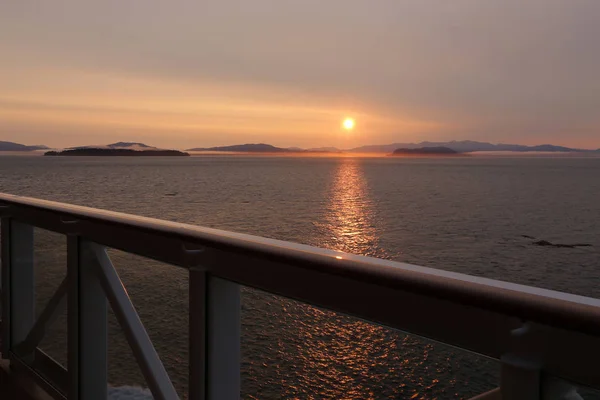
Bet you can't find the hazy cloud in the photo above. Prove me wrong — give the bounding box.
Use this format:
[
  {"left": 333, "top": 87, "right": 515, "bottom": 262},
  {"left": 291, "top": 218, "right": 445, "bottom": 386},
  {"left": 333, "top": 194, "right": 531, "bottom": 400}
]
[{"left": 1, "top": 0, "right": 599, "bottom": 147}]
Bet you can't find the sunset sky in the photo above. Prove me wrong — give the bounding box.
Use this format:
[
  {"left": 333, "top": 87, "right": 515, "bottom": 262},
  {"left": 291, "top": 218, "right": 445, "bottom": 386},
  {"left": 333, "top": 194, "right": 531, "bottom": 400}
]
[{"left": 1, "top": 1, "right": 599, "bottom": 149}]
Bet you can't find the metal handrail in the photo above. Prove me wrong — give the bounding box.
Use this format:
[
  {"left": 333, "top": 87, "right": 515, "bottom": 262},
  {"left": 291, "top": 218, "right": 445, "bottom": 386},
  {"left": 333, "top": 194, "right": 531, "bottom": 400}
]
[
  {"left": 1, "top": 193, "right": 599, "bottom": 335},
  {"left": 1, "top": 192, "right": 600, "bottom": 398}
]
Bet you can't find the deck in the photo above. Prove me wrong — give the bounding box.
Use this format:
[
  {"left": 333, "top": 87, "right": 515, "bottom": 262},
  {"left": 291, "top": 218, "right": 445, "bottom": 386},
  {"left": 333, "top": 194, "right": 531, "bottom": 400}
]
[{"left": 1, "top": 192, "right": 599, "bottom": 399}]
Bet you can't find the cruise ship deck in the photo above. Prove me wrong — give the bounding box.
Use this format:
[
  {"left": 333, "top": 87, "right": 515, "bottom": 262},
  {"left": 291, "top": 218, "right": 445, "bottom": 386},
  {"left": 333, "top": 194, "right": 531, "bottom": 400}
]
[{"left": 1, "top": 192, "right": 599, "bottom": 399}]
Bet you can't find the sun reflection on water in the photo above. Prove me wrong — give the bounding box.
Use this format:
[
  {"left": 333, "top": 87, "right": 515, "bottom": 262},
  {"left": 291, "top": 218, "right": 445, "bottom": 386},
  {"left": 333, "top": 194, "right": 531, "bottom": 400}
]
[
  {"left": 283, "top": 159, "right": 408, "bottom": 398},
  {"left": 243, "top": 159, "right": 488, "bottom": 399},
  {"left": 321, "top": 158, "right": 378, "bottom": 256}
]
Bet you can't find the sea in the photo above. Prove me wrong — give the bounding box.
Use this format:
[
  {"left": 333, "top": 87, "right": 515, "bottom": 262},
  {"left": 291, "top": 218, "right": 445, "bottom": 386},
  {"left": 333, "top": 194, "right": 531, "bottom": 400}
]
[{"left": 1, "top": 155, "right": 599, "bottom": 399}]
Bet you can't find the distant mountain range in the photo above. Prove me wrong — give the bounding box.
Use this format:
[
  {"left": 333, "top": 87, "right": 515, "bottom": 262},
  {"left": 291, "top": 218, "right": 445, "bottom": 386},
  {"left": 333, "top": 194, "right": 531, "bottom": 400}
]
[
  {"left": 187, "top": 143, "right": 291, "bottom": 153},
  {"left": 348, "top": 140, "right": 596, "bottom": 153},
  {"left": 188, "top": 140, "right": 599, "bottom": 154},
  {"left": 186, "top": 143, "right": 340, "bottom": 153},
  {"left": 0, "top": 141, "right": 160, "bottom": 152},
  {"left": 2, "top": 139, "right": 600, "bottom": 154},
  {"left": 0, "top": 141, "right": 49, "bottom": 151}
]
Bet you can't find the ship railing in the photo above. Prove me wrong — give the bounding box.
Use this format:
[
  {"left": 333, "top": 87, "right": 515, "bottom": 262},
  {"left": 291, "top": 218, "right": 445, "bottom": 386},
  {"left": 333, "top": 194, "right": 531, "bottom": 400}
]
[{"left": 1, "top": 192, "right": 599, "bottom": 399}]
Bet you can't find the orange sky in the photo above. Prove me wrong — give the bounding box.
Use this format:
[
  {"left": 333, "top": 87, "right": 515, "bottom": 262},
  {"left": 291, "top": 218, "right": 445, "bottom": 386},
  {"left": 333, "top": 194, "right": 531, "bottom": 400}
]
[
  {"left": 1, "top": 1, "right": 599, "bottom": 149},
  {"left": 0, "top": 66, "right": 444, "bottom": 149}
]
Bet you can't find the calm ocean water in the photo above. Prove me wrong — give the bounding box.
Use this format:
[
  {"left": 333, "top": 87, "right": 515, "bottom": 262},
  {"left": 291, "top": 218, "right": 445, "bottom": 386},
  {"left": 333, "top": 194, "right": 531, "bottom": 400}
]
[{"left": 1, "top": 155, "right": 599, "bottom": 399}]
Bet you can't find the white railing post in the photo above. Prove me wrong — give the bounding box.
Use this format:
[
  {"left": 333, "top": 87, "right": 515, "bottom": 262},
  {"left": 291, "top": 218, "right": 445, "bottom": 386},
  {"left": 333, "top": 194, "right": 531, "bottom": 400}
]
[
  {"left": 207, "top": 277, "right": 241, "bottom": 400},
  {"left": 68, "top": 236, "right": 108, "bottom": 400},
  {"left": 1, "top": 220, "right": 35, "bottom": 362},
  {"left": 189, "top": 271, "right": 241, "bottom": 400}
]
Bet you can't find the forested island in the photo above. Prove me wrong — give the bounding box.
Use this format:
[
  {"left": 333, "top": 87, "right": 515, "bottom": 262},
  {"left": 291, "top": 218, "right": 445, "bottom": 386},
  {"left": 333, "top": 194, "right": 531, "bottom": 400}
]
[{"left": 45, "top": 148, "right": 189, "bottom": 156}]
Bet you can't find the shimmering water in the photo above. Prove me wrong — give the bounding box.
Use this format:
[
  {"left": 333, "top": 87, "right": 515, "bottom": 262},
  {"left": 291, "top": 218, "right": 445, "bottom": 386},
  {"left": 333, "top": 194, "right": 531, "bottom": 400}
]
[{"left": 1, "top": 155, "right": 599, "bottom": 398}]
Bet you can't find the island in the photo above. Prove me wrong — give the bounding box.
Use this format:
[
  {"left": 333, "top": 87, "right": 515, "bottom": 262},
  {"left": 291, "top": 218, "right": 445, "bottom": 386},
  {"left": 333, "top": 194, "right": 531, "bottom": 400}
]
[
  {"left": 186, "top": 143, "right": 341, "bottom": 155},
  {"left": 44, "top": 148, "right": 189, "bottom": 157},
  {"left": 390, "top": 146, "right": 465, "bottom": 156}
]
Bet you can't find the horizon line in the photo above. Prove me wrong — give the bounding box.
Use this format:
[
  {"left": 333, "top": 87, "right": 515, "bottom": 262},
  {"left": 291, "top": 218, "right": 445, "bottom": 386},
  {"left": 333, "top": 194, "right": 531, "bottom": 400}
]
[{"left": 4, "top": 138, "right": 598, "bottom": 152}]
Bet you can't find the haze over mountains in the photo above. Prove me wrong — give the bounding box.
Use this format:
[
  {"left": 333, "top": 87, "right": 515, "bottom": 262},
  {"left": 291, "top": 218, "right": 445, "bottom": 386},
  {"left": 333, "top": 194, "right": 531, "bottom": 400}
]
[
  {"left": 187, "top": 143, "right": 291, "bottom": 153},
  {"left": 0, "top": 141, "right": 49, "bottom": 151},
  {"left": 187, "top": 140, "right": 600, "bottom": 153},
  {"left": 187, "top": 143, "right": 343, "bottom": 153},
  {"left": 0, "top": 141, "right": 158, "bottom": 151},
  {"left": 2, "top": 139, "right": 600, "bottom": 153},
  {"left": 70, "top": 142, "right": 159, "bottom": 151},
  {"left": 347, "top": 140, "right": 596, "bottom": 153}
]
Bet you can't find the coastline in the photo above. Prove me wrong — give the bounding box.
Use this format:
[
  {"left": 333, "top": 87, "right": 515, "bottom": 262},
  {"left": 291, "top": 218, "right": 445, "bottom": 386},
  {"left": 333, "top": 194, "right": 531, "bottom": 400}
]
[{"left": 1, "top": 150, "right": 600, "bottom": 159}]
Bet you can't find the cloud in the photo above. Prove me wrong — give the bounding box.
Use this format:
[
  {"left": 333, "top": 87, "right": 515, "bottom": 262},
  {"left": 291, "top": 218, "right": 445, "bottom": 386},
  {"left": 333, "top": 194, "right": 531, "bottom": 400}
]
[{"left": 1, "top": 0, "right": 599, "bottom": 147}]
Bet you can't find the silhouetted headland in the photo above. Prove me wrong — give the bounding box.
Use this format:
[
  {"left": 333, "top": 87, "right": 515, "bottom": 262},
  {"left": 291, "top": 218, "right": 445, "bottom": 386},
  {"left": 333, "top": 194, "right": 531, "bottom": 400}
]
[
  {"left": 45, "top": 148, "right": 189, "bottom": 156},
  {"left": 391, "top": 146, "right": 464, "bottom": 156}
]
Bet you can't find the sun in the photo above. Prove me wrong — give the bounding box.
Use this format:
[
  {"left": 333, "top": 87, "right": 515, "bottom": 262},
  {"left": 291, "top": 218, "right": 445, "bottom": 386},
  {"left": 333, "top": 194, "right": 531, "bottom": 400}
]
[{"left": 342, "top": 117, "right": 355, "bottom": 130}]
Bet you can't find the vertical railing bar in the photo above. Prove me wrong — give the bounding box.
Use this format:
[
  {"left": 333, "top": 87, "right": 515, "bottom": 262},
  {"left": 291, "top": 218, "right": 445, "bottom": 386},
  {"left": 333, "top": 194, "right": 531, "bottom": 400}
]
[
  {"left": 1, "top": 217, "right": 11, "bottom": 356},
  {"left": 78, "top": 240, "right": 107, "bottom": 400},
  {"left": 92, "top": 244, "right": 179, "bottom": 400},
  {"left": 9, "top": 221, "right": 35, "bottom": 364},
  {"left": 207, "top": 277, "right": 241, "bottom": 400},
  {"left": 67, "top": 234, "right": 80, "bottom": 400},
  {"left": 189, "top": 268, "right": 207, "bottom": 400}
]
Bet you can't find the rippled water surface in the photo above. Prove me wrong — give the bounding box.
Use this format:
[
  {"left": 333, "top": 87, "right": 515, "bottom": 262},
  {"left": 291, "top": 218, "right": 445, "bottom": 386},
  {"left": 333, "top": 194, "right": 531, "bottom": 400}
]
[{"left": 1, "top": 155, "right": 599, "bottom": 398}]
